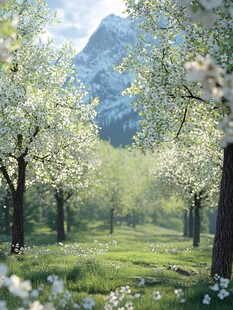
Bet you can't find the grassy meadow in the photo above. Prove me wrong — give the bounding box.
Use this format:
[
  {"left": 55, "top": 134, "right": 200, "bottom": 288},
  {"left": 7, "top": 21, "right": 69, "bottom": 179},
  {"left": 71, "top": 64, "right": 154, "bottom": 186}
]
[{"left": 0, "top": 224, "right": 232, "bottom": 309}]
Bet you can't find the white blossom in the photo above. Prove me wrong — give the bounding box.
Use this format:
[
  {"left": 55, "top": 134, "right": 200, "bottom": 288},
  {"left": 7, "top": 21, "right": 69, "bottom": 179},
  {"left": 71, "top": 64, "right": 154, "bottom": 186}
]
[
  {"left": 219, "top": 277, "right": 230, "bottom": 289},
  {"left": 5, "top": 275, "right": 31, "bottom": 299},
  {"left": 43, "top": 303, "right": 56, "bottom": 310},
  {"left": 125, "top": 301, "right": 134, "bottom": 309},
  {"left": 217, "top": 288, "right": 230, "bottom": 300},
  {"left": 51, "top": 278, "right": 64, "bottom": 295},
  {"left": 152, "top": 290, "right": 161, "bottom": 301},
  {"left": 120, "top": 286, "right": 131, "bottom": 294},
  {"left": 29, "top": 301, "right": 44, "bottom": 310},
  {"left": 202, "top": 294, "right": 211, "bottom": 305}
]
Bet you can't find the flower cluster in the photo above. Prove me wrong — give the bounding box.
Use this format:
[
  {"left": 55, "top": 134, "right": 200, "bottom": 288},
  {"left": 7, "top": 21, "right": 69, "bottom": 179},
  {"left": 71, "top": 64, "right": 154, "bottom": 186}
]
[
  {"left": 185, "top": 55, "right": 233, "bottom": 147},
  {"left": 152, "top": 290, "right": 161, "bottom": 301},
  {"left": 185, "top": 55, "right": 224, "bottom": 100},
  {"left": 104, "top": 286, "right": 141, "bottom": 310},
  {"left": 202, "top": 274, "right": 231, "bottom": 305},
  {"left": 174, "top": 288, "right": 186, "bottom": 303},
  {"left": 12, "top": 243, "right": 24, "bottom": 254},
  {"left": 0, "top": 263, "right": 95, "bottom": 309}
]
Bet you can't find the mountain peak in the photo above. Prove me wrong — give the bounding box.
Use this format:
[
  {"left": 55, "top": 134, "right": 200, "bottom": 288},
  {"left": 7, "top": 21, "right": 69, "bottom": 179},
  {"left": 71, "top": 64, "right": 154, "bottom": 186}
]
[
  {"left": 75, "top": 14, "right": 139, "bottom": 146},
  {"left": 98, "top": 14, "right": 133, "bottom": 35}
]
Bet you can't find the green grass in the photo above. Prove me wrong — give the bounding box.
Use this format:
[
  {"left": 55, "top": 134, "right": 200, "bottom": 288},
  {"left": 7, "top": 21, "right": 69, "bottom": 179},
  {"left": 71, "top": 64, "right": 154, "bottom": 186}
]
[{"left": 0, "top": 224, "right": 232, "bottom": 309}]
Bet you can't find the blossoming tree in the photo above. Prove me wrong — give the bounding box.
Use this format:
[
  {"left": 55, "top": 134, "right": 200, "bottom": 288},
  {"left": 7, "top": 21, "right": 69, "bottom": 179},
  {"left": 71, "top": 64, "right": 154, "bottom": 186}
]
[
  {"left": 154, "top": 135, "right": 220, "bottom": 246},
  {"left": 122, "top": 0, "right": 232, "bottom": 277},
  {"left": 0, "top": 0, "right": 98, "bottom": 253}
]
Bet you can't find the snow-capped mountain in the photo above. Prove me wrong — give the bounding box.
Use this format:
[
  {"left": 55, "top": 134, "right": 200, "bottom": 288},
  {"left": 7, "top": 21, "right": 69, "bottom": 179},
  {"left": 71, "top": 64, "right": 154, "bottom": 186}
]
[{"left": 75, "top": 14, "right": 139, "bottom": 146}]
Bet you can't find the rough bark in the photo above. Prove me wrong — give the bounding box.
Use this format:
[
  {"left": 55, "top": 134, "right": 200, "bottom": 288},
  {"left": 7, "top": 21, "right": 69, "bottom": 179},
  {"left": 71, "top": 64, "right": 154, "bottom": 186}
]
[
  {"left": 110, "top": 207, "right": 114, "bottom": 235},
  {"left": 211, "top": 145, "right": 233, "bottom": 279},
  {"left": 188, "top": 205, "right": 194, "bottom": 238},
  {"left": 183, "top": 209, "right": 188, "bottom": 237},
  {"left": 55, "top": 188, "right": 66, "bottom": 243},
  {"left": 4, "top": 189, "right": 11, "bottom": 235},
  {"left": 11, "top": 157, "right": 26, "bottom": 254},
  {"left": 193, "top": 193, "right": 201, "bottom": 247}
]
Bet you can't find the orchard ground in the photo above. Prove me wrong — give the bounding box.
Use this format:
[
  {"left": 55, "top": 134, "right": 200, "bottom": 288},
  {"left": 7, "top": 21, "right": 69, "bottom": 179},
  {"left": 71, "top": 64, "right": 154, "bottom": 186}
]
[{"left": 0, "top": 223, "right": 233, "bottom": 309}]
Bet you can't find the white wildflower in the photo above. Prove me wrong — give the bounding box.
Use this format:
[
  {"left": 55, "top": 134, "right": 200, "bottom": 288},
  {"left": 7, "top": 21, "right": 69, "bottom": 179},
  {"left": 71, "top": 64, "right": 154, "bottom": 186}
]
[
  {"left": 6, "top": 275, "right": 31, "bottom": 299},
  {"left": 152, "top": 290, "right": 161, "bottom": 301},
  {"left": 51, "top": 278, "right": 64, "bottom": 294},
  {"left": 138, "top": 278, "right": 145, "bottom": 287},
  {"left": 43, "top": 303, "right": 56, "bottom": 310},
  {"left": 29, "top": 301, "right": 44, "bottom": 310},
  {"left": 47, "top": 275, "right": 58, "bottom": 283},
  {"left": 120, "top": 286, "right": 131, "bottom": 294},
  {"left": 217, "top": 288, "right": 230, "bottom": 300},
  {"left": 112, "top": 240, "right": 117, "bottom": 246},
  {"left": 202, "top": 294, "right": 211, "bottom": 305},
  {"left": 108, "top": 292, "right": 120, "bottom": 307},
  {"left": 30, "top": 289, "right": 39, "bottom": 298},
  {"left": 125, "top": 301, "right": 134, "bottom": 309},
  {"left": 174, "top": 288, "right": 184, "bottom": 298},
  {"left": 209, "top": 283, "right": 219, "bottom": 291},
  {"left": 219, "top": 277, "right": 230, "bottom": 289},
  {"left": 82, "top": 297, "right": 96, "bottom": 309}
]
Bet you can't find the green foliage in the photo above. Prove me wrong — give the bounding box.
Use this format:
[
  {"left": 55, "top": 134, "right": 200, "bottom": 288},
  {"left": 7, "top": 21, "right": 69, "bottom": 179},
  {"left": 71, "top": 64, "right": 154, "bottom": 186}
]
[{"left": 79, "top": 141, "right": 189, "bottom": 232}]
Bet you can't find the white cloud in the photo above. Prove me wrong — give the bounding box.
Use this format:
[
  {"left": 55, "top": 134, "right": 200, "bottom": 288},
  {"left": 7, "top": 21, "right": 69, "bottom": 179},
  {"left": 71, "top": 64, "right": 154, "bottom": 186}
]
[{"left": 46, "top": 0, "right": 128, "bottom": 53}]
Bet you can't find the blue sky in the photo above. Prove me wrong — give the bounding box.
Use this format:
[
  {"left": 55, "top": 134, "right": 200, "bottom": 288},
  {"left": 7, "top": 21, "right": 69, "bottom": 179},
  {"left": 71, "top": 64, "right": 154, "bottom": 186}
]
[{"left": 45, "top": 0, "right": 127, "bottom": 53}]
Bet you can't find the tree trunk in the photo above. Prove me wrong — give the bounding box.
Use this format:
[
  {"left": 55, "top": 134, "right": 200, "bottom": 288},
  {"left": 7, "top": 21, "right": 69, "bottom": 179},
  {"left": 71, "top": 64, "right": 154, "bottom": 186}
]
[
  {"left": 193, "top": 193, "right": 201, "bottom": 247},
  {"left": 132, "top": 209, "right": 136, "bottom": 228},
  {"left": 183, "top": 209, "right": 188, "bottom": 237},
  {"left": 11, "top": 157, "right": 26, "bottom": 254},
  {"left": 211, "top": 145, "right": 233, "bottom": 279},
  {"left": 66, "top": 204, "right": 71, "bottom": 233},
  {"left": 110, "top": 207, "right": 114, "bottom": 235},
  {"left": 55, "top": 188, "right": 66, "bottom": 243},
  {"left": 188, "top": 205, "right": 193, "bottom": 238},
  {"left": 4, "top": 189, "right": 11, "bottom": 235}
]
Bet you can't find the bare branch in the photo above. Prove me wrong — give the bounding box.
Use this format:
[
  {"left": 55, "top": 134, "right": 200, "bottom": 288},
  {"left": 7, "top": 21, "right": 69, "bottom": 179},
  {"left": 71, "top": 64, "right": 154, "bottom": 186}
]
[
  {"left": 183, "top": 85, "right": 206, "bottom": 103},
  {"left": 175, "top": 107, "right": 188, "bottom": 139},
  {"left": 0, "top": 160, "right": 16, "bottom": 196}
]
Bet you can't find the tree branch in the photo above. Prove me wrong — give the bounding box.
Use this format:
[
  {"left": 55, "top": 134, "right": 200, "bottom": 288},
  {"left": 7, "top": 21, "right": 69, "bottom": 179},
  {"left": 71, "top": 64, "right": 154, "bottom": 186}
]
[
  {"left": 64, "top": 190, "right": 74, "bottom": 202},
  {"left": 183, "top": 85, "right": 206, "bottom": 103},
  {"left": 0, "top": 160, "right": 16, "bottom": 196},
  {"left": 175, "top": 107, "right": 188, "bottom": 139},
  {"left": 20, "top": 126, "right": 40, "bottom": 158}
]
